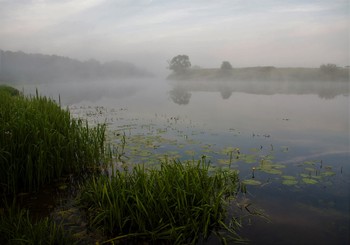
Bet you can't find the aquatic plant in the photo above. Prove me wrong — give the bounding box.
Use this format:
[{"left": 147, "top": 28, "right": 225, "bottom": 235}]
[
  {"left": 0, "top": 204, "right": 75, "bottom": 245},
  {"left": 0, "top": 90, "right": 106, "bottom": 195},
  {"left": 79, "top": 158, "right": 246, "bottom": 244}
]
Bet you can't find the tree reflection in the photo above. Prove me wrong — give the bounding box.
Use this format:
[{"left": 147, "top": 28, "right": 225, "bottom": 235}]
[{"left": 169, "top": 87, "right": 191, "bottom": 105}]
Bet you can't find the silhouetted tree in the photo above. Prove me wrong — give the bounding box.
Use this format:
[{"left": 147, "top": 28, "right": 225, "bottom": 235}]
[
  {"left": 320, "top": 63, "right": 338, "bottom": 73},
  {"left": 220, "top": 61, "right": 233, "bottom": 70},
  {"left": 168, "top": 55, "right": 191, "bottom": 73}
]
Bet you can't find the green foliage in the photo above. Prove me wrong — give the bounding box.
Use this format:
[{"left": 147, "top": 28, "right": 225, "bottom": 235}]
[
  {"left": 0, "top": 92, "right": 106, "bottom": 195},
  {"left": 168, "top": 55, "right": 191, "bottom": 73},
  {"left": 0, "top": 85, "right": 20, "bottom": 96},
  {"left": 320, "top": 63, "right": 338, "bottom": 73},
  {"left": 79, "top": 159, "right": 245, "bottom": 244},
  {"left": 220, "top": 61, "right": 233, "bottom": 70},
  {"left": 0, "top": 205, "right": 75, "bottom": 245}
]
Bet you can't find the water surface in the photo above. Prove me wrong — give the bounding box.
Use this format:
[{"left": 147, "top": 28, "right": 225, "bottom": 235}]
[{"left": 20, "top": 78, "right": 349, "bottom": 244}]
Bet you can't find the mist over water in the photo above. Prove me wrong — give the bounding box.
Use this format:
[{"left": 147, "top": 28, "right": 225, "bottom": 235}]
[
  {"left": 1, "top": 0, "right": 349, "bottom": 243},
  {"left": 18, "top": 76, "right": 349, "bottom": 244}
]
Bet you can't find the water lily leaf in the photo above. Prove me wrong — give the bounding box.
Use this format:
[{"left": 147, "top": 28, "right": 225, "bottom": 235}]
[
  {"left": 282, "top": 175, "right": 296, "bottom": 180},
  {"left": 282, "top": 179, "right": 298, "bottom": 186},
  {"left": 302, "top": 178, "right": 318, "bottom": 184},
  {"left": 303, "top": 161, "right": 316, "bottom": 165},
  {"left": 242, "top": 179, "right": 262, "bottom": 186},
  {"left": 305, "top": 167, "right": 316, "bottom": 172},
  {"left": 242, "top": 154, "right": 256, "bottom": 164},
  {"left": 321, "top": 171, "right": 335, "bottom": 177},
  {"left": 261, "top": 168, "right": 282, "bottom": 175},
  {"left": 218, "top": 159, "right": 230, "bottom": 165}
]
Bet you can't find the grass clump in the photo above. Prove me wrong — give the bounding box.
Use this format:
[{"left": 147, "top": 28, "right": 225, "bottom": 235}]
[
  {"left": 0, "top": 89, "right": 106, "bottom": 195},
  {"left": 0, "top": 204, "right": 75, "bottom": 245},
  {"left": 79, "top": 158, "right": 245, "bottom": 244},
  {"left": 0, "top": 85, "right": 20, "bottom": 96}
]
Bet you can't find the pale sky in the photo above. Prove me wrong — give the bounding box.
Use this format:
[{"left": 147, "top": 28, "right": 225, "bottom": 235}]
[{"left": 0, "top": 0, "right": 349, "bottom": 73}]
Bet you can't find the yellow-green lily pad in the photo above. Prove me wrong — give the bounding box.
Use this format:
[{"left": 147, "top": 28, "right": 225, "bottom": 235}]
[
  {"left": 282, "top": 179, "right": 298, "bottom": 186},
  {"left": 321, "top": 171, "right": 335, "bottom": 177},
  {"left": 242, "top": 179, "right": 262, "bottom": 186},
  {"left": 302, "top": 178, "right": 318, "bottom": 184}
]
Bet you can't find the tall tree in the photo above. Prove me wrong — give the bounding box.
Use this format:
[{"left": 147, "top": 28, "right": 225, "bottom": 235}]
[{"left": 168, "top": 55, "right": 191, "bottom": 73}]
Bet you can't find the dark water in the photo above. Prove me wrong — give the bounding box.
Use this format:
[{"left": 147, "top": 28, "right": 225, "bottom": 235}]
[{"left": 20, "top": 78, "right": 349, "bottom": 244}]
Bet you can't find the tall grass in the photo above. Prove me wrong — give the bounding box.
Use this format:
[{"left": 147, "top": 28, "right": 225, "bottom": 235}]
[
  {"left": 0, "top": 203, "right": 75, "bottom": 245},
  {"left": 79, "top": 158, "right": 246, "bottom": 244},
  {"left": 0, "top": 88, "right": 106, "bottom": 195}
]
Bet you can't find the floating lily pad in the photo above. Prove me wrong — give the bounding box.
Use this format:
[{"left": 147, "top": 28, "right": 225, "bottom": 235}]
[
  {"left": 242, "top": 179, "right": 262, "bottom": 186},
  {"left": 261, "top": 168, "right": 282, "bottom": 175},
  {"left": 302, "top": 178, "right": 318, "bottom": 184},
  {"left": 282, "top": 175, "right": 295, "bottom": 180},
  {"left": 305, "top": 167, "right": 316, "bottom": 172},
  {"left": 321, "top": 171, "right": 335, "bottom": 177},
  {"left": 303, "top": 161, "right": 316, "bottom": 165},
  {"left": 282, "top": 179, "right": 298, "bottom": 186},
  {"left": 242, "top": 154, "right": 256, "bottom": 164}
]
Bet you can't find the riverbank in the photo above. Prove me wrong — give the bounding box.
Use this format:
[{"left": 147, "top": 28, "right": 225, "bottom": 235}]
[{"left": 167, "top": 66, "right": 349, "bottom": 82}]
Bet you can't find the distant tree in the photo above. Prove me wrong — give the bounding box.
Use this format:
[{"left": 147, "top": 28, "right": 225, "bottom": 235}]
[
  {"left": 320, "top": 63, "right": 338, "bottom": 73},
  {"left": 220, "top": 61, "right": 233, "bottom": 70},
  {"left": 168, "top": 55, "right": 191, "bottom": 73}
]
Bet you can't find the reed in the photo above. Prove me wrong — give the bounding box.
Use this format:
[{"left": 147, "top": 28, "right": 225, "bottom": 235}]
[
  {"left": 0, "top": 89, "right": 106, "bottom": 195},
  {"left": 0, "top": 203, "right": 75, "bottom": 245},
  {"left": 79, "top": 158, "right": 246, "bottom": 244}
]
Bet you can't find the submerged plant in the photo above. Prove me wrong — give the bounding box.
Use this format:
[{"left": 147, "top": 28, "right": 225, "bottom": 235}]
[{"left": 79, "top": 158, "right": 247, "bottom": 244}]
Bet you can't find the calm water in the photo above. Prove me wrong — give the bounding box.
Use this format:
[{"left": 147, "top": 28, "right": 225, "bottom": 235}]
[{"left": 20, "top": 78, "right": 349, "bottom": 244}]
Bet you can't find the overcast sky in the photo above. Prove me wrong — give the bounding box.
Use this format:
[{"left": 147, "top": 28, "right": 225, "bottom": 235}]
[{"left": 0, "top": 0, "right": 348, "bottom": 72}]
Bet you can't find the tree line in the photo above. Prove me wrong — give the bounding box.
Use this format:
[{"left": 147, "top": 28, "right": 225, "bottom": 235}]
[{"left": 0, "top": 50, "right": 152, "bottom": 84}]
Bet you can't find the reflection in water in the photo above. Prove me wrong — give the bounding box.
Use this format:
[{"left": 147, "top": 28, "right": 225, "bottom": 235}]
[
  {"left": 168, "top": 86, "right": 191, "bottom": 105},
  {"left": 169, "top": 80, "right": 349, "bottom": 104}
]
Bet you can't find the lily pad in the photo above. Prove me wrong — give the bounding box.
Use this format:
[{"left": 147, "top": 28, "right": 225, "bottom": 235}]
[
  {"left": 302, "top": 178, "right": 318, "bottom": 184},
  {"left": 282, "top": 175, "right": 296, "bottom": 180},
  {"left": 321, "top": 171, "right": 335, "bottom": 177},
  {"left": 242, "top": 179, "right": 262, "bottom": 186},
  {"left": 282, "top": 179, "right": 298, "bottom": 186},
  {"left": 260, "top": 168, "right": 282, "bottom": 175}
]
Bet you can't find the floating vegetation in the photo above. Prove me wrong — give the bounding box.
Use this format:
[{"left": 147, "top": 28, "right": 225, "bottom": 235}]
[
  {"left": 302, "top": 178, "right": 318, "bottom": 185},
  {"left": 242, "top": 179, "right": 262, "bottom": 186},
  {"left": 282, "top": 176, "right": 298, "bottom": 186}
]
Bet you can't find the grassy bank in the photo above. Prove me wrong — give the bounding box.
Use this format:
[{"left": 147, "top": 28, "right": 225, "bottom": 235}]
[
  {"left": 0, "top": 87, "right": 106, "bottom": 195},
  {"left": 0, "top": 85, "right": 249, "bottom": 244},
  {"left": 0, "top": 204, "right": 75, "bottom": 245},
  {"left": 168, "top": 66, "right": 349, "bottom": 82},
  {"left": 79, "top": 158, "right": 246, "bottom": 244}
]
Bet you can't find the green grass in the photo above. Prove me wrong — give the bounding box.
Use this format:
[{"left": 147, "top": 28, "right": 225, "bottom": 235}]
[
  {"left": 79, "top": 158, "right": 246, "bottom": 244},
  {"left": 0, "top": 204, "right": 75, "bottom": 245},
  {"left": 0, "top": 88, "right": 106, "bottom": 195},
  {"left": 0, "top": 84, "right": 20, "bottom": 96}
]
